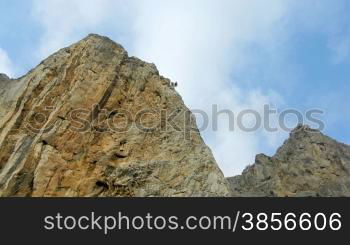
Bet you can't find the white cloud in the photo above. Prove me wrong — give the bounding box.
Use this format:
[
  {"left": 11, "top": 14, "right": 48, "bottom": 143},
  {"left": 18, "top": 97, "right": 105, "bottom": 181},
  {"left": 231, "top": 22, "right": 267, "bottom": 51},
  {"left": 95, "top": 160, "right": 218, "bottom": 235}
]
[
  {"left": 131, "top": 0, "right": 292, "bottom": 175},
  {"left": 0, "top": 48, "right": 13, "bottom": 77},
  {"left": 30, "top": 0, "right": 312, "bottom": 176},
  {"left": 32, "top": 0, "right": 131, "bottom": 58}
]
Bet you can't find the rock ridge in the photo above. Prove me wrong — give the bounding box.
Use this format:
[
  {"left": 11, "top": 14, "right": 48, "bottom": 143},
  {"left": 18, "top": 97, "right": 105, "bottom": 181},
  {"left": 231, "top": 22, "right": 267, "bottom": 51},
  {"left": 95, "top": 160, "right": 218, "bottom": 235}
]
[{"left": 228, "top": 125, "right": 350, "bottom": 197}]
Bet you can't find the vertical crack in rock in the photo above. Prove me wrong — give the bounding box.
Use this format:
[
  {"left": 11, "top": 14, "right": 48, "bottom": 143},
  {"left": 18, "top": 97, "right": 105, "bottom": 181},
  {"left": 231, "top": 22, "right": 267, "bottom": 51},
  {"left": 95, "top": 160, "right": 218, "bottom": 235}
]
[
  {"left": 91, "top": 61, "right": 124, "bottom": 121},
  {"left": 0, "top": 136, "right": 33, "bottom": 194}
]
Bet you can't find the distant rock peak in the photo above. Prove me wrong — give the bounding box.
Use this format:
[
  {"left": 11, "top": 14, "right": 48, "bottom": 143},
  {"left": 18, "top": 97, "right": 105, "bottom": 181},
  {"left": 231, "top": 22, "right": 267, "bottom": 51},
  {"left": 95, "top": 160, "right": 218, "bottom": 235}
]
[
  {"left": 228, "top": 125, "right": 350, "bottom": 197},
  {"left": 0, "top": 73, "right": 9, "bottom": 81}
]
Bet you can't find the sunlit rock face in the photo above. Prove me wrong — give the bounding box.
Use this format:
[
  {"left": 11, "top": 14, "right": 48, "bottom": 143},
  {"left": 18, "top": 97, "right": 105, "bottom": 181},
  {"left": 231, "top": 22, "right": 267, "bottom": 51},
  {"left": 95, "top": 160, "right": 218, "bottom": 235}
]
[
  {"left": 228, "top": 125, "right": 350, "bottom": 197},
  {"left": 0, "top": 34, "right": 230, "bottom": 197}
]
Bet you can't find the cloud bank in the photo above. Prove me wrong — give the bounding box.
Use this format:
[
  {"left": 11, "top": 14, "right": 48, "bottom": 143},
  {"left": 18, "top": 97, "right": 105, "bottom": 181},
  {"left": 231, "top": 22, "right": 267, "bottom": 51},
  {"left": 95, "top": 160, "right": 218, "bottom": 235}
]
[
  {"left": 26, "top": 0, "right": 349, "bottom": 176},
  {"left": 29, "top": 0, "right": 294, "bottom": 176},
  {"left": 130, "top": 0, "right": 294, "bottom": 175}
]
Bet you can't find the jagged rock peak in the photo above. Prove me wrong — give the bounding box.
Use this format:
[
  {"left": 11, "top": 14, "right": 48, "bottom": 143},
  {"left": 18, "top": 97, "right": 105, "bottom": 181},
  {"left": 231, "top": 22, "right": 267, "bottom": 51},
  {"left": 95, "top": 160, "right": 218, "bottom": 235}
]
[
  {"left": 0, "top": 73, "right": 9, "bottom": 81},
  {"left": 228, "top": 125, "right": 350, "bottom": 197},
  {"left": 0, "top": 34, "right": 231, "bottom": 197}
]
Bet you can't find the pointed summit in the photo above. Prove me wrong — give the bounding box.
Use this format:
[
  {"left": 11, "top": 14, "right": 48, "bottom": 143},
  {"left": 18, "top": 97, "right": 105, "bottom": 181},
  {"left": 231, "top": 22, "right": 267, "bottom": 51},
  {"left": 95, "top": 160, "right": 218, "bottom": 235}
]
[{"left": 0, "top": 73, "right": 9, "bottom": 81}]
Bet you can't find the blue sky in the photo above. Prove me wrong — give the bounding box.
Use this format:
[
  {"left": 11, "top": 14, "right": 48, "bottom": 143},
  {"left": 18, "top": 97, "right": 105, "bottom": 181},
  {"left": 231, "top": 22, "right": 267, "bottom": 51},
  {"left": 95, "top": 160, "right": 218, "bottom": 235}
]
[{"left": 0, "top": 0, "right": 349, "bottom": 176}]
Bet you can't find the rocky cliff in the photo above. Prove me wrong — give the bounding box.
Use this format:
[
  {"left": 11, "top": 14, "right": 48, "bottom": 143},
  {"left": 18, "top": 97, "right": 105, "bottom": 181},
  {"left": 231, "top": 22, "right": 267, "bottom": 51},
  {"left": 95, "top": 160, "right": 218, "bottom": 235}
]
[
  {"left": 2, "top": 34, "right": 350, "bottom": 198},
  {"left": 228, "top": 125, "right": 350, "bottom": 197},
  {"left": 0, "top": 34, "right": 230, "bottom": 197}
]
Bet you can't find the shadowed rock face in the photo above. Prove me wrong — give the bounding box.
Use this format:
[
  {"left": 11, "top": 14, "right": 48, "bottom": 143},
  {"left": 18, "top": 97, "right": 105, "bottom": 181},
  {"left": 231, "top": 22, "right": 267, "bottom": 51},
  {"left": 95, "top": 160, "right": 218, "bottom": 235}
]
[
  {"left": 0, "top": 34, "right": 230, "bottom": 197},
  {"left": 228, "top": 125, "right": 350, "bottom": 197},
  {"left": 0, "top": 73, "right": 9, "bottom": 81}
]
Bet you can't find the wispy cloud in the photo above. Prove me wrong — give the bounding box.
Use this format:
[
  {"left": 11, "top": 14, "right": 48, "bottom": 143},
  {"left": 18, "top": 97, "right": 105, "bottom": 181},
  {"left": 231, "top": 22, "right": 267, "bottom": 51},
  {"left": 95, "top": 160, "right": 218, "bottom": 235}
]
[
  {"left": 0, "top": 48, "right": 13, "bottom": 77},
  {"left": 31, "top": 0, "right": 132, "bottom": 58},
  {"left": 130, "top": 0, "right": 293, "bottom": 175},
  {"left": 289, "top": 0, "right": 350, "bottom": 64}
]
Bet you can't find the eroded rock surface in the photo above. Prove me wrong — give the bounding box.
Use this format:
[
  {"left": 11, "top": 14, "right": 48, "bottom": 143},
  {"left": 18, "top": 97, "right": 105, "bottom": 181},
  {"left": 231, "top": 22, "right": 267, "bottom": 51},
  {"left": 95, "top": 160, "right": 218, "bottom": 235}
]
[
  {"left": 0, "top": 34, "right": 230, "bottom": 197},
  {"left": 228, "top": 125, "right": 350, "bottom": 197}
]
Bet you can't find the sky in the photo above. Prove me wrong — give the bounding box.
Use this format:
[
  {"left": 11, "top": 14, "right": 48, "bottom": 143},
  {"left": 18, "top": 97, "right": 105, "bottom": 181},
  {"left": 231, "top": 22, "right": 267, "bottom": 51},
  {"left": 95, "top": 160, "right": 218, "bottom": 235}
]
[{"left": 0, "top": 0, "right": 349, "bottom": 176}]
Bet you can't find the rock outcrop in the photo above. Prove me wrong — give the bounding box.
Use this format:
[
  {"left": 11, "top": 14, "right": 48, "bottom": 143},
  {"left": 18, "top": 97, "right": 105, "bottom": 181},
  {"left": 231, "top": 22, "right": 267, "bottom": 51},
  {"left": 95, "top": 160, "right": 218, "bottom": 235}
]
[
  {"left": 228, "top": 125, "right": 350, "bottom": 197},
  {"left": 0, "top": 34, "right": 230, "bottom": 197},
  {"left": 0, "top": 73, "right": 9, "bottom": 82}
]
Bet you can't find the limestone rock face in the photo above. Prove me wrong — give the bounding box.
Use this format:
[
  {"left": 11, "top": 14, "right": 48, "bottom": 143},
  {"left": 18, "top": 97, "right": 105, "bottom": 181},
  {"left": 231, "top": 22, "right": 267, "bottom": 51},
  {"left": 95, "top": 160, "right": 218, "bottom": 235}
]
[
  {"left": 228, "top": 125, "right": 350, "bottom": 197},
  {"left": 0, "top": 34, "right": 230, "bottom": 197}
]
